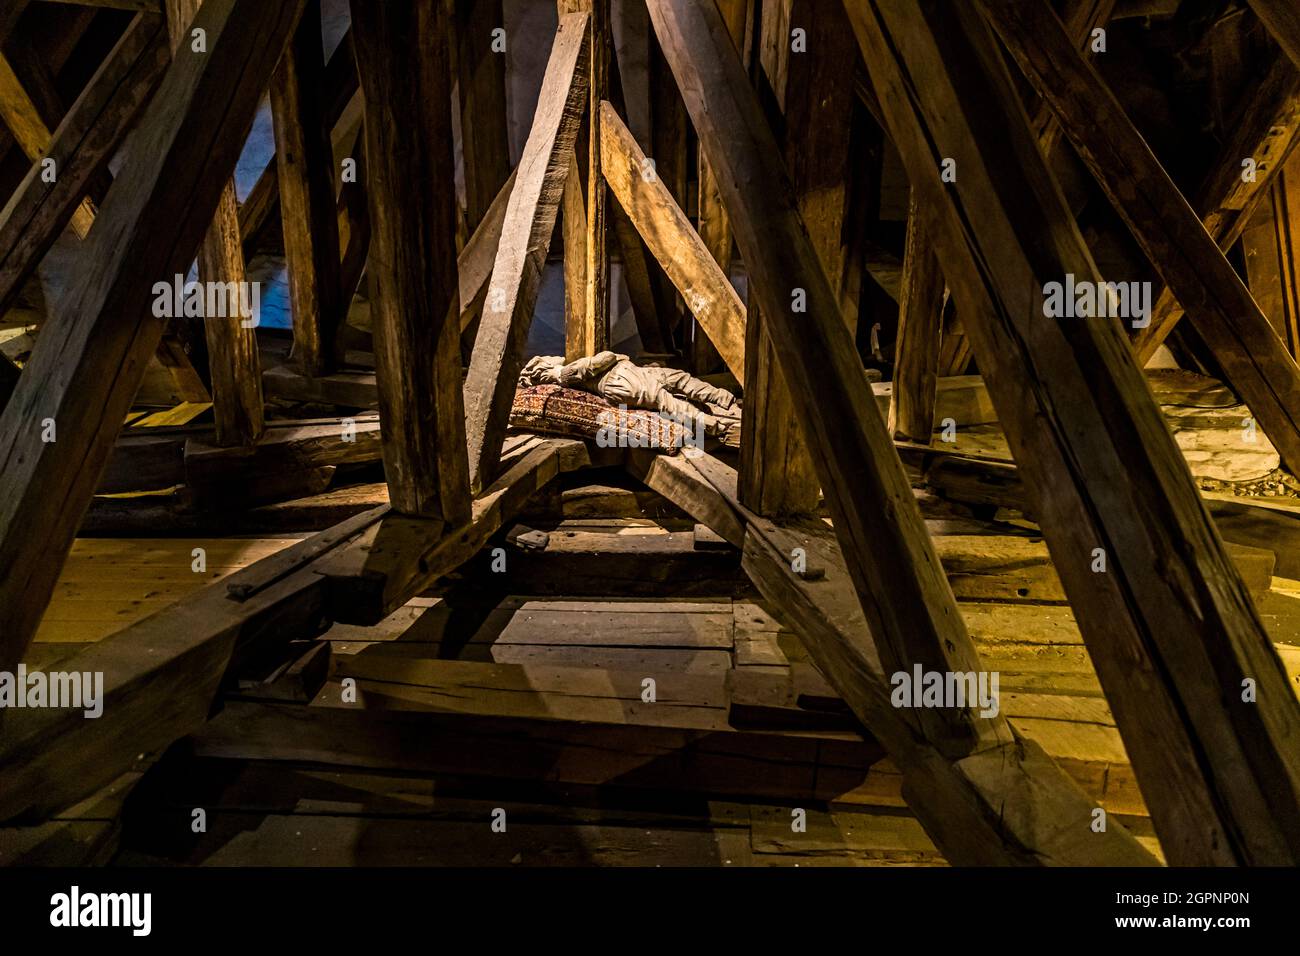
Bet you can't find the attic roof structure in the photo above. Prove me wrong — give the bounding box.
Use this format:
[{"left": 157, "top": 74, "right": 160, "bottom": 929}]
[{"left": 1, "top": 0, "right": 1299, "bottom": 887}]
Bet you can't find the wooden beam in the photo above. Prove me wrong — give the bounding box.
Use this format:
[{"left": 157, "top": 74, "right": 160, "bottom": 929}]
[
  {"left": 463, "top": 12, "right": 589, "bottom": 493},
  {"left": 351, "top": 0, "right": 470, "bottom": 522},
  {"left": 1249, "top": 0, "right": 1300, "bottom": 74},
  {"left": 888, "top": 191, "right": 944, "bottom": 443},
  {"left": 0, "top": 52, "right": 97, "bottom": 239},
  {"left": 853, "top": 0, "right": 1300, "bottom": 864},
  {"left": 0, "top": 0, "right": 307, "bottom": 677},
  {"left": 1134, "top": 50, "right": 1300, "bottom": 361},
  {"left": 169, "top": 0, "right": 263, "bottom": 447},
  {"left": 598, "top": 101, "right": 745, "bottom": 379},
  {"left": 1243, "top": 150, "right": 1300, "bottom": 355},
  {"left": 456, "top": 0, "right": 511, "bottom": 232},
  {"left": 0, "top": 505, "right": 384, "bottom": 822},
  {"left": 316, "top": 437, "right": 588, "bottom": 624},
  {"left": 561, "top": 151, "right": 589, "bottom": 360},
  {"left": 271, "top": 0, "right": 343, "bottom": 378},
  {"left": 558, "top": 0, "right": 610, "bottom": 360},
  {"left": 693, "top": 0, "right": 748, "bottom": 374},
  {"left": 237, "top": 28, "right": 358, "bottom": 255},
  {"left": 0, "top": 13, "right": 169, "bottom": 320},
  {"left": 631, "top": 447, "right": 1155, "bottom": 864},
  {"left": 646, "top": 0, "right": 1005, "bottom": 761},
  {"left": 983, "top": 0, "right": 1300, "bottom": 522}
]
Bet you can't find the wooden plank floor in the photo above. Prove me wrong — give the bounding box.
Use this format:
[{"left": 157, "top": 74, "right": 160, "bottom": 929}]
[
  {"left": 26, "top": 511, "right": 1300, "bottom": 866},
  {"left": 25, "top": 536, "right": 305, "bottom": 656}
]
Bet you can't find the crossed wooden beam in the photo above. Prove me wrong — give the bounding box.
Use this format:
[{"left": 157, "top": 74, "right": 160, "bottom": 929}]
[{"left": 0, "top": 0, "right": 1299, "bottom": 867}]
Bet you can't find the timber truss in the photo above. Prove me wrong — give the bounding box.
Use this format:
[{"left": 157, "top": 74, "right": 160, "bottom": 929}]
[{"left": 1, "top": 0, "right": 1300, "bottom": 867}]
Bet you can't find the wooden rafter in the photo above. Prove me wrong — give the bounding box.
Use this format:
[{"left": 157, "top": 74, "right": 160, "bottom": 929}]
[
  {"left": 598, "top": 101, "right": 745, "bottom": 380},
  {"left": 0, "top": 12, "right": 169, "bottom": 320},
  {"left": 463, "top": 11, "right": 589, "bottom": 493},
  {"left": 852, "top": 0, "right": 1300, "bottom": 865},
  {"left": 0, "top": 0, "right": 307, "bottom": 677}
]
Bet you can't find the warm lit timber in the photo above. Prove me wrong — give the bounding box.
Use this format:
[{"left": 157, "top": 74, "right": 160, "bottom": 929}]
[
  {"left": 853, "top": 0, "right": 1300, "bottom": 864},
  {"left": 646, "top": 0, "right": 1005, "bottom": 760},
  {"left": 559, "top": 0, "right": 610, "bottom": 360},
  {"left": 351, "top": 0, "right": 471, "bottom": 522},
  {"left": 272, "top": 0, "right": 343, "bottom": 377},
  {"left": 0, "top": 0, "right": 307, "bottom": 677},
  {"left": 456, "top": 0, "right": 511, "bottom": 232},
  {"left": 1249, "top": 0, "right": 1300, "bottom": 74},
  {"left": 0, "top": 52, "right": 96, "bottom": 238},
  {"left": 982, "top": 0, "right": 1300, "bottom": 481},
  {"left": 463, "top": 12, "right": 589, "bottom": 493},
  {"left": 169, "top": 0, "right": 264, "bottom": 447},
  {"left": 237, "top": 29, "right": 358, "bottom": 254},
  {"left": 635, "top": 446, "right": 1155, "bottom": 865},
  {"left": 1134, "top": 50, "right": 1300, "bottom": 361},
  {"left": 1243, "top": 151, "right": 1300, "bottom": 355},
  {"left": 888, "top": 192, "right": 945, "bottom": 443},
  {"left": 561, "top": 152, "right": 589, "bottom": 360},
  {"left": 0, "top": 506, "right": 385, "bottom": 822},
  {"left": 598, "top": 101, "right": 745, "bottom": 379},
  {"left": 0, "top": 13, "right": 169, "bottom": 319},
  {"left": 458, "top": 166, "right": 516, "bottom": 337},
  {"left": 316, "top": 437, "right": 589, "bottom": 624}
]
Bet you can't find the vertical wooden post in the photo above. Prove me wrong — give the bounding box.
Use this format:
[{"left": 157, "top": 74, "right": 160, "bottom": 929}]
[
  {"left": 1243, "top": 151, "right": 1300, "bottom": 356},
  {"left": 888, "top": 192, "right": 944, "bottom": 442},
  {"left": 351, "top": 0, "right": 471, "bottom": 522},
  {"left": 168, "top": 0, "right": 264, "bottom": 446},
  {"left": 0, "top": 0, "right": 306, "bottom": 676},
  {"left": 694, "top": 0, "right": 749, "bottom": 375},
  {"left": 271, "top": 0, "right": 343, "bottom": 378},
  {"left": 559, "top": 0, "right": 609, "bottom": 360},
  {"left": 457, "top": 0, "right": 511, "bottom": 233},
  {"left": 852, "top": 0, "right": 1300, "bottom": 864}
]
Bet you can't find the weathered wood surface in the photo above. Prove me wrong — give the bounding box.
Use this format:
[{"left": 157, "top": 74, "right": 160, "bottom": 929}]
[
  {"left": 599, "top": 101, "right": 745, "bottom": 379},
  {"left": 854, "top": 0, "right": 1300, "bottom": 865},
  {"left": 352, "top": 0, "right": 470, "bottom": 522},
  {"left": 0, "top": 0, "right": 307, "bottom": 677},
  {"left": 272, "top": 0, "right": 342, "bottom": 378},
  {"left": 463, "top": 13, "right": 589, "bottom": 493},
  {"left": 0, "top": 509, "right": 381, "bottom": 822},
  {"left": 0, "top": 13, "right": 169, "bottom": 319}
]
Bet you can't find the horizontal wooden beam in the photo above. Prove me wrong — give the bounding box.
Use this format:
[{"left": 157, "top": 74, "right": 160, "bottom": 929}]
[
  {"left": 0, "top": 505, "right": 384, "bottom": 822},
  {"left": 316, "top": 437, "right": 592, "bottom": 624}
]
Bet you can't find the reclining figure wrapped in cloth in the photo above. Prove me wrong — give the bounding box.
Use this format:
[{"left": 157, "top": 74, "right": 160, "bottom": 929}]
[{"left": 518, "top": 351, "right": 742, "bottom": 442}]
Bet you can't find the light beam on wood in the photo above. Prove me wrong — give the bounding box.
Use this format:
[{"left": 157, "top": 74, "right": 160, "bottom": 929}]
[
  {"left": 463, "top": 12, "right": 589, "bottom": 493},
  {"left": 0, "top": 0, "right": 307, "bottom": 677}
]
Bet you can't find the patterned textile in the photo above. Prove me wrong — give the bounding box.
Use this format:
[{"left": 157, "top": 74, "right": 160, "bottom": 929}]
[{"left": 509, "top": 384, "right": 687, "bottom": 455}]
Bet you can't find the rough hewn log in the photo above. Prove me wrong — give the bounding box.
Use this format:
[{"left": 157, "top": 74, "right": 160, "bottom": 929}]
[
  {"left": 854, "top": 0, "right": 1300, "bottom": 865},
  {"left": 463, "top": 12, "right": 589, "bottom": 492},
  {"left": 351, "top": 0, "right": 470, "bottom": 522},
  {"left": 0, "top": 0, "right": 307, "bottom": 676}
]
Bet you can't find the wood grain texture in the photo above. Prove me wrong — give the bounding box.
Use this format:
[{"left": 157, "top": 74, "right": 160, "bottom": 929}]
[
  {"left": 983, "top": 0, "right": 1300, "bottom": 480},
  {"left": 888, "top": 192, "right": 944, "bottom": 443},
  {"left": 599, "top": 101, "right": 745, "bottom": 379},
  {"left": 646, "top": 0, "right": 1005, "bottom": 757},
  {"left": 0, "top": 0, "right": 307, "bottom": 685},
  {"left": 351, "top": 0, "right": 470, "bottom": 521},
  {"left": 0, "top": 13, "right": 169, "bottom": 319},
  {"left": 272, "top": 0, "right": 343, "bottom": 377},
  {"left": 463, "top": 12, "right": 589, "bottom": 492},
  {"left": 856, "top": 0, "right": 1300, "bottom": 864}
]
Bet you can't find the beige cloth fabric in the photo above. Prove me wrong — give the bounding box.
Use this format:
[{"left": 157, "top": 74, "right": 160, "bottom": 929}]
[{"left": 518, "top": 352, "right": 740, "bottom": 437}]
